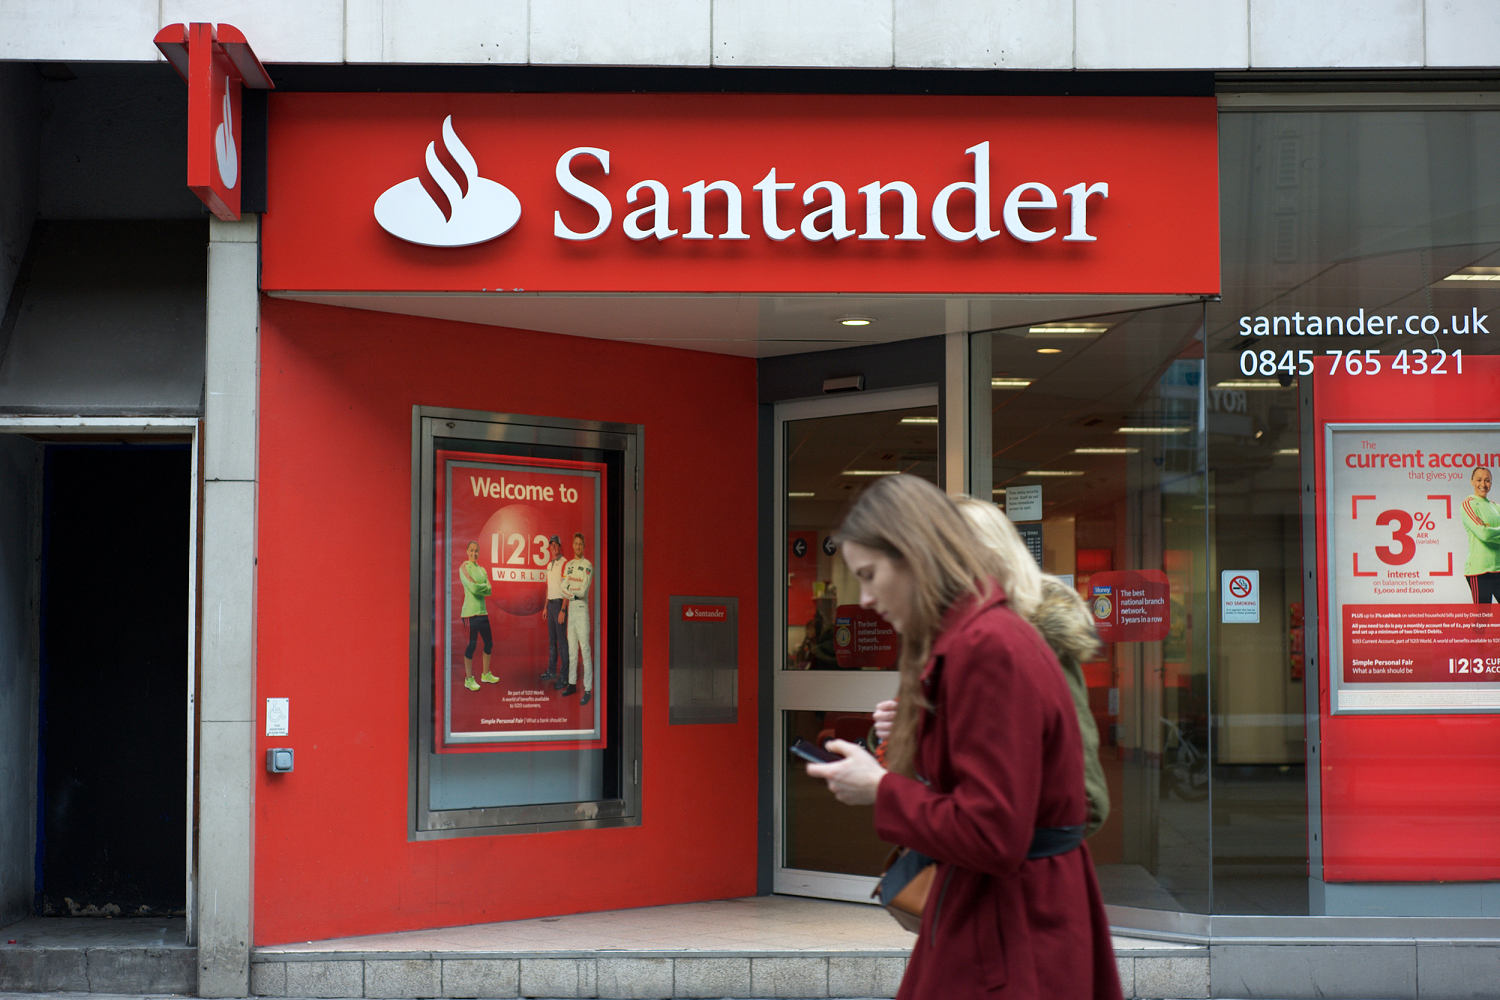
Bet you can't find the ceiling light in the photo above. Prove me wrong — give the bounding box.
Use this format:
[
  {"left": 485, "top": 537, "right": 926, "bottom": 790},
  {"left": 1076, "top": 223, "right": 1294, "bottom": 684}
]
[
  {"left": 838, "top": 315, "right": 873, "bottom": 327},
  {"left": 990, "top": 377, "right": 1034, "bottom": 389},
  {"left": 1023, "top": 470, "right": 1085, "bottom": 477},
  {"left": 899, "top": 416, "right": 939, "bottom": 424},
  {"left": 841, "top": 469, "right": 900, "bottom": 476},
  {"left": 1437, "top": 266, "right": 1500, "bottom": 283},
  {"left": 1215, "top": 379, "right": 1290, "bottom": 390},
  {"left": 1026, "top": 322, "right": 1110, "bottom": 338},
  {"left": 991, "top": 488, "right": 1007, "bottom": 496},
  {"left": 787, "top": 491, "right": 816, "bottom": 498},
  {"left": 1275, "top": 448, "right": 1299, "bottom": 456},
  {"left": 1073, "top": 446, "right": 1139, "bottom": 455},
  {"left": 1036, "top": 348, "right": 1062, "bottom": 355},
  {"left": 1117, "top": 426, "right": 1192, "bottom": 435}
]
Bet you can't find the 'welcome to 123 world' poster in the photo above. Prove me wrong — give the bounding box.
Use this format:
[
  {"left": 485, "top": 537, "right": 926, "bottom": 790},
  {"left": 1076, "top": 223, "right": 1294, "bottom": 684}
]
[{"left": 434, "top": 450, "right": 607, "bottom": 751}]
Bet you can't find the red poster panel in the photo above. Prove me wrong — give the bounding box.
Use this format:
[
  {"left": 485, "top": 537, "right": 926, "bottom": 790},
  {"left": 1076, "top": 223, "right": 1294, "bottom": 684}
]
[
  {"left": 832, "top": 604, "right": 899, "bottom": 670},
  {"left": 434, "top": 450, "right": 607, "bottom": 752},
  {"left": 1088, "top": 569, "right": 1170, "bottom": 643}
]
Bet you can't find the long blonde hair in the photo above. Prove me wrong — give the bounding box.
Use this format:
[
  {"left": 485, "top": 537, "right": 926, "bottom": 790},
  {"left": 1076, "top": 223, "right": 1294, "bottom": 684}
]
[
  {"left": 834, "top": 475, "right": 1008, "bottom": 776},
  {"left": 953, "top": 497, "right": 1044, "bottom": 618}
]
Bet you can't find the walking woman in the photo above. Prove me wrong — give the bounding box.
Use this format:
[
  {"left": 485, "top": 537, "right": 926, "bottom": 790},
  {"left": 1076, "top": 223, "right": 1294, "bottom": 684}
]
[{"left": 805, "top": 475, "right": 1121, "bottom": 1000}]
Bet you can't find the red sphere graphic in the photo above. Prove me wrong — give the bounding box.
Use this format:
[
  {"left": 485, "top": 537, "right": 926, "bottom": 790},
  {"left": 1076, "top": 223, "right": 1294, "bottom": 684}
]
[{"left": 476, "top": 504, "right": 547, "bottom": 616}]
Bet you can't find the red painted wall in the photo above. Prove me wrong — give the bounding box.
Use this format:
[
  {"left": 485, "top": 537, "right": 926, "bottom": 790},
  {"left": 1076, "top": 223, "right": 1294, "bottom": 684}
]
[
  {"left": 1312, "top": 353, "right": 1500, "bottom": 881},
  {"left": 253, "top": 298, "right": 760, "bottom": 944}
]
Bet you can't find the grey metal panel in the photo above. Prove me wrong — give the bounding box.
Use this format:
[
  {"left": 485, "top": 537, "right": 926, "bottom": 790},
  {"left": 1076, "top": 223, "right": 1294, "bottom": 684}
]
[
  {"left": 0, "top": 221, "right": 206, "bottom": 415},
  {"left": 668, "top": 596, "right": 738, "bottom": 725}
]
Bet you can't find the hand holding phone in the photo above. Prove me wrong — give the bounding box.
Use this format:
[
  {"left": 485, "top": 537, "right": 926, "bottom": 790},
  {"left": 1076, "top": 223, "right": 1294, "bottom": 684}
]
[{"left": 789, "top": 738, "right": 842, "bottom": 764}]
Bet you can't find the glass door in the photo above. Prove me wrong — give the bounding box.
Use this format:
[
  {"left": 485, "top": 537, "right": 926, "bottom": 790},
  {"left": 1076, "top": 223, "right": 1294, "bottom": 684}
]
[{"left": 773, "top": 386, "right": 939, "bottom": 901}]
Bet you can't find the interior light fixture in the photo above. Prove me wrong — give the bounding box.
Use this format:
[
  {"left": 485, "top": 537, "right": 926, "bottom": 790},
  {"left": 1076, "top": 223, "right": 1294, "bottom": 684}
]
[
  {"left": 841, "top": 469, "right": 900, "bottom": 476},
  {"left": 899, "top": 416, "right": 940, "bottom": 424},
  {"left": 1073, "top": 446, "right": 1139, "bottom": 455},
  {"left": 1436, "top": 266, "right": 1500, "bottom": 284},
  {"left": 1023, "top": 470, "right": 1086, "bottom": 477},
  {"left": 1117, "top": 426, "right": 1191, "bottom": 435},
  {"left": 1036, "top": 348, "right": 1063, "bottom": 355},
  {"left": 787, "top": 491, "right": 816, "bottom": 498},
  {"left": 1026, "top": 322, "right": 1111, "bottom": 338},
  {"left": 1215, "top": 379, "right": 1290, "bottom": 390},
  {"left": 990, "top": 377, "right": 1034, "bottom": 389},
  {"left": 991, "top": 488, "right": 1007, "bottom": 496},
  {"left": 1275, "top": 448, "right": 1300, "bottom": 456},
  {"left": 838, "top": 315, "right": 874, "bottom": 327}
]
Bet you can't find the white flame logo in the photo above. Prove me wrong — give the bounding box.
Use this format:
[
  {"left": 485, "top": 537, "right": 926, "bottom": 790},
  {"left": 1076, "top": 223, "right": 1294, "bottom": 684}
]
[
  {"left": 374, "top": 116, "right": 521, "bottom": 247},
  {"left": 215, "top": 90, "right": 238, "bottom": 190}
]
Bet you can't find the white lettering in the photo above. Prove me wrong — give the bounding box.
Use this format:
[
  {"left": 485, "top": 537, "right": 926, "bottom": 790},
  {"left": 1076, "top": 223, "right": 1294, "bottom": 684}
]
[
  {"left": 800, "top": 181, "right": 854, "bottom": 242},
  {"left": 554, "top": 146, "right": 611, "bottom": 240},
  {"left": 1061, "top": 181, "right": 1108, "bottom": 242},
  {"left": 932, "top": 141, "right": 998, "bottom": 243},
  {"left": 623, "top": 179, "right": 676, "bottom": 240},
  {"left": 857, "top": 180, "right": 923, "bottom": 241},
  {"left": 683, "top": 180, "right": 749, "bottom": 240},
  {"left": 1002, "top": 181, "right": 1057, "bottom": 242},
  {"left": 753, "top": 168, "right": 796, "bottom": 241}
]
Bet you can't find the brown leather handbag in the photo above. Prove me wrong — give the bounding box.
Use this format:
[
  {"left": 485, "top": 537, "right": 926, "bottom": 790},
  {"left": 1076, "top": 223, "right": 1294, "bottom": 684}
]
[{"left": 874, "top": 847, "right": 936, "bottom": 933}]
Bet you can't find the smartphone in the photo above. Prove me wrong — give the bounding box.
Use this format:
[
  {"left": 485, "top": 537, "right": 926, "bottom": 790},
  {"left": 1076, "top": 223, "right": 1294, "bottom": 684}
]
[{"left": 789, "top": 738, "right": 841, "bottom": 764}]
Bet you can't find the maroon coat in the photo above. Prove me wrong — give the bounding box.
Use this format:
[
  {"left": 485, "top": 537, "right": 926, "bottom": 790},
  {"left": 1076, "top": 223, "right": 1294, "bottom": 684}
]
[{"left": 874, "top": 590, "right": 1122, "bottom": 1000}]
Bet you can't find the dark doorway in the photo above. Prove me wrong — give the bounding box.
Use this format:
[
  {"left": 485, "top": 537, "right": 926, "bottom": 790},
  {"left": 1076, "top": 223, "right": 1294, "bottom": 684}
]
[{"left": 37, "top": 443, "right": 188, "bottom": 916}]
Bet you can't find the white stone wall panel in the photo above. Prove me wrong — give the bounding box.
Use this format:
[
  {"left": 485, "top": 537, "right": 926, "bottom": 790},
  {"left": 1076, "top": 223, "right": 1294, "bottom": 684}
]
[
  {"left": 1075, "top": 0, "right": 1249, "bottom": 69},
  {"left": 712, "top": 0, "right": 893, "bottom": 67},
  {"left": 0, "top": 0, "right": 159, "bottom": 61},
  {"left": 370, "top": 0, "right": 529, "bottom": 65},
  {"left": 532, "top": 0, "right": 710, "bottom": 66},
  {"left": 1250, "top": 0, "right": 1423, "bottom": 67},
  {"left": 1424, "top": 0, "right": 1500, "bottom": 67},
  {"left": 895, "top": 0, "right": 1073, "bottom": 69}
]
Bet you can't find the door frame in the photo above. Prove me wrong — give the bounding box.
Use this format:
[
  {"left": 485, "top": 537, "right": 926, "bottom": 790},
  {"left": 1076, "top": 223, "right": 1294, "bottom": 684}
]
[
  {"left": 771, "top": 385, "right": 939, "bottom": 901},
  {"left": 0, "top": 416, "right": 200, "bottom": 939}
]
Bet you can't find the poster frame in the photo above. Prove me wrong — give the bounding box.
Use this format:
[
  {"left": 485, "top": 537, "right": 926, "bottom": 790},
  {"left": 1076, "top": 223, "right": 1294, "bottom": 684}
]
[
  {"left": 409, "top": 405, "right": 643, "bottom": 838},
  {"left": 1323, "top": 420, "right": 1500, "bottom": 716}
]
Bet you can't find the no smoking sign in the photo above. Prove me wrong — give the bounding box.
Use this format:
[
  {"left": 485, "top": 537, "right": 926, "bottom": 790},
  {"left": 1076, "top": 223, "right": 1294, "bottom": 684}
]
[{"left": 1221, "top": 569, "right": 1260, "bottom": 623}]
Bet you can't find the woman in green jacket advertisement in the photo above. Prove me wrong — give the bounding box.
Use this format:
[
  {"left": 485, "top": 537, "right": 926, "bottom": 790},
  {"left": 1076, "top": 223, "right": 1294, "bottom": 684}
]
[
  {"left": 1463, "top": 467, "right": 1500, "bottom": 603},
  {"left": 460, "top": 540, "right": 498, "bottom": 690}
]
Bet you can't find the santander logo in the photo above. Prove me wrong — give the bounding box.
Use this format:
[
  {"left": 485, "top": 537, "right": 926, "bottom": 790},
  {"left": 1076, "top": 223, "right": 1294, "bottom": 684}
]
[
  {"left": 374, "top": 116, "right": 521, "bottom": 247},
  {"left": 215, "top": 90, "right": 238, "bottom": 190}
]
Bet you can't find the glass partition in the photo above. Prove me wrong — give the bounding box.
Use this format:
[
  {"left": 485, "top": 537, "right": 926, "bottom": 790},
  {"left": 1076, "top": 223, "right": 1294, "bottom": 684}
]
[{"left": 978, "top": 301, "right": 1213, "bottom": 913}]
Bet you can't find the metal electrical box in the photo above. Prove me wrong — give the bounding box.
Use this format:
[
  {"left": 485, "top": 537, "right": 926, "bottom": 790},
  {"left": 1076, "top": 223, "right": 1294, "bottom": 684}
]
[{"left": 668, "top": 596, "right": 738, "bottom": 725}]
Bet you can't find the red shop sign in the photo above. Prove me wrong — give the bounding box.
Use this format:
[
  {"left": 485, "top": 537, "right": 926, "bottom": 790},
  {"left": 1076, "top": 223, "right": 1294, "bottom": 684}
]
[{"left": 262, "top": 93, "right": 1220, "bottom": 296}]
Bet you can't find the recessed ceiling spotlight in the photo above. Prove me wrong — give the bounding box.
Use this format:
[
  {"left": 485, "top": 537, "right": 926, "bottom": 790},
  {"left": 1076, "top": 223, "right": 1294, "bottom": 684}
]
[
  {"left": 839, "top": 316, "right": 874, "bottom": 327},
  {"left": 1036, "top": 348, "right": 1063, "bottom": 355},
  {"left": 1437, "top": 266, "right": 1500, "bottom": 283},
  {"left": 1026, "top": 322, "right": 1110, "bottom": 338}
]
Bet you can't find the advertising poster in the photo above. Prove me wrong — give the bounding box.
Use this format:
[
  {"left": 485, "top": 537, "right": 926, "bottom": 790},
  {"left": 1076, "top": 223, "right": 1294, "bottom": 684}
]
[
  {"left": 434, "top": 449, "right": 607, "bottom": 750},
  {"left": 1326, "top": 423, "right": 1500, "bottom": 713}
]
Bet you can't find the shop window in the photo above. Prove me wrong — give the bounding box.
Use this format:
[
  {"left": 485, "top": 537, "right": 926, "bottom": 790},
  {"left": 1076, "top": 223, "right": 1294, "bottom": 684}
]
[{"left": 409, "top": 406, "right": 641, "bottom": 837}]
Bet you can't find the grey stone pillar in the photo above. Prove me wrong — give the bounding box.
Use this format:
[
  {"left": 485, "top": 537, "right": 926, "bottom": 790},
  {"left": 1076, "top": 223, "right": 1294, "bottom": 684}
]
[{"left": 198, "top": 215, "right": 259, "bottom": 997}]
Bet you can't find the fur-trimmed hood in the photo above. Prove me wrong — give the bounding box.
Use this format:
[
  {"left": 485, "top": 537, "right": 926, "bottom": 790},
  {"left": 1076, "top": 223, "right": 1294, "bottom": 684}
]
[{"left": 1030, "top": 577, "right": 1101, "bottom": 665}]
